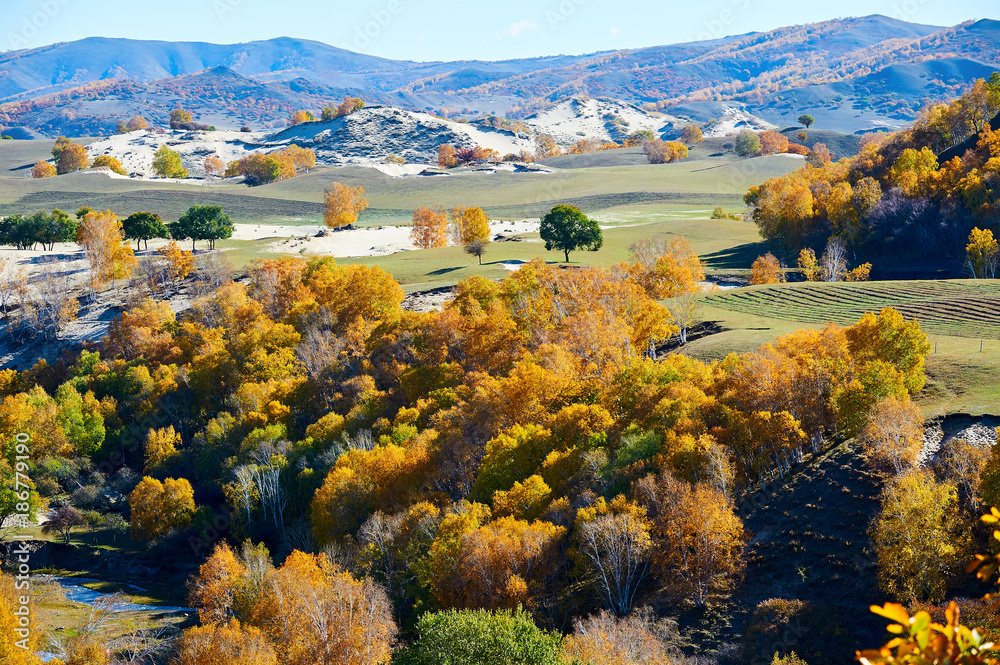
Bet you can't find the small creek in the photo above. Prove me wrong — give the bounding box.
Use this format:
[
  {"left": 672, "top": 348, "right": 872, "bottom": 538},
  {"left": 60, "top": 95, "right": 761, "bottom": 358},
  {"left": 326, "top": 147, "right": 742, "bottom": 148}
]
[{"left": 47, "top": 575, "right": 191, "bottom": 613}]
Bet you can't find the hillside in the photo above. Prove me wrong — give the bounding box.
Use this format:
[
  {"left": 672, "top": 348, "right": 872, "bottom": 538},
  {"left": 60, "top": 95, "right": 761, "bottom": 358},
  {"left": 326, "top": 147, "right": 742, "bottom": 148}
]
[{"left": 2, "top": 16, "right": 999, "bottom": 137}]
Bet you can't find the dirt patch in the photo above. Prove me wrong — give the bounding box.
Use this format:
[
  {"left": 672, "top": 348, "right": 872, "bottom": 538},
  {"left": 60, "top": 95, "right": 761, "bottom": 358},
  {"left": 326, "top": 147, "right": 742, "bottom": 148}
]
[{"left": 403, "top": 286, "right": 455, "bottom": 313}]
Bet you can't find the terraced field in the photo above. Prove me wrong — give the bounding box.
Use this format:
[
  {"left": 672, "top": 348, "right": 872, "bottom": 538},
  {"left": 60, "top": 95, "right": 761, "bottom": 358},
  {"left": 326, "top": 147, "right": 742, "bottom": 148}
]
[{"left": 702, "top": 280, "right": 1000, "bottom": 339}]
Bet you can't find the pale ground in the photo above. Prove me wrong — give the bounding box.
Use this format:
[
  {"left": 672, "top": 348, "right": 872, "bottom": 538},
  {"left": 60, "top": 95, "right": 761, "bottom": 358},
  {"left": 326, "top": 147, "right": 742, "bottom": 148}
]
[
  {"left": 77, "top": 102, "right": 778, "bottom": 178},
  {"left": 255, "top": 220, "right": 542, "bottom": 257}
]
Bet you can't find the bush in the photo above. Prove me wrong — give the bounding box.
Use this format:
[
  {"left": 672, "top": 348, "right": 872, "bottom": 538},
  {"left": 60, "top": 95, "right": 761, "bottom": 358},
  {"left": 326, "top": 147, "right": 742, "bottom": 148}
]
[{"left": 393, "top": 607, "right": 562, "bottom": 665}]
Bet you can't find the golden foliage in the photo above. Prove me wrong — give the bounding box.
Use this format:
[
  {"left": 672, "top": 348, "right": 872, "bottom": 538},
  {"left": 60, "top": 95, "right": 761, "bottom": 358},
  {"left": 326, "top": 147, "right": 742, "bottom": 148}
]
[
  {"left": 411, "top": 206, "right": 449, "bottom": 249},
  {"left": 323, "top": 182, "right": 369, "bottom": 229},
  {"left": 751, "top": 253, "right": 784, "bottom": 284}
]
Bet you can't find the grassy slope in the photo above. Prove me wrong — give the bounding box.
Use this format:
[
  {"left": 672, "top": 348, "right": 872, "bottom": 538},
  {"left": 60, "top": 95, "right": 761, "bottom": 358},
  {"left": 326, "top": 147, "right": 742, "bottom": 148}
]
[
  {"left": 685, "top": 281, "right": 1000, "bottom": 418},
  {"left": 0, "top": 139, "right": 800, "bottom": 224}
]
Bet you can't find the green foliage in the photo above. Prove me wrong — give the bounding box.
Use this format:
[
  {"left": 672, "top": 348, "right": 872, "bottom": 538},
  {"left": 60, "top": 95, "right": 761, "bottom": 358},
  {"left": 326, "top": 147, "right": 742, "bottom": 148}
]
[
  {"left": 798, "top": 115, "right": 815, "bottom": 128},
  {"left": 122, "top": 212, "right": 168, "bottom": 250},
  {"left": 393, "top": 607, "right": 562, "bottom": 665},
  {"left": 539, "top": 204, "right": 603, "bottom": 262},
  {"left": 168, "top": 205, "right": 234, "bottom": 250},
  {"left": 735, "top": 129, "right": 762, "bottom": 157},
  {"left": 152, "top": 145, "right": 188, "bottom": 178}
]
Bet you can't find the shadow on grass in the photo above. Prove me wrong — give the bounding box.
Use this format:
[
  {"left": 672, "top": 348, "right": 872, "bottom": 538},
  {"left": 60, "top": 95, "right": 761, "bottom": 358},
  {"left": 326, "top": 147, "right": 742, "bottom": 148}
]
[
  {"left": 426, "top": 266, "right": 465, "bottom": 276},
  {"left": 701, "top": 241, "right": 771, "bottom": 269}
]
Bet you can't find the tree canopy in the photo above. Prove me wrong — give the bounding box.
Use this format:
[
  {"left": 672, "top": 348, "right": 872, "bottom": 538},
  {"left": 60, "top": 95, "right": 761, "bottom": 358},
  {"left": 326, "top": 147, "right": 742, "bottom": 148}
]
[{"left": 539, "top": 204, "right": 603, "bottom": 262}]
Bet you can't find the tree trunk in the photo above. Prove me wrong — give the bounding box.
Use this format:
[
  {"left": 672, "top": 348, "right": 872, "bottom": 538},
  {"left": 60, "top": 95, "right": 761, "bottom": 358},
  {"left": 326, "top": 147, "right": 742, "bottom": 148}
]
[
  {"left": 564, "top": 249, "right": 570, "bottom": 262},
  {"left": 192, "top": 239, "right": 196, "bottom": 252}
]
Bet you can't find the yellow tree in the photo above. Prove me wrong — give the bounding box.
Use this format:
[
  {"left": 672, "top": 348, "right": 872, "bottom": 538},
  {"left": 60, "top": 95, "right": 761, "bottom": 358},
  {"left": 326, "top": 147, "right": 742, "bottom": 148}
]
[
  {"left": 128, "top": 476, "right": 196, "bottom": 541},
  {"left": 31, "top": 161, "right": 56, "bottom": 178},
  {"left": 575, "top": 496, "right": 652, "bottom": 615},
  {"left": 144, "top": 425, "right": 181, "bottom": 474},
  {"left": 629, "top": 236, "right": 705, "bottom": 298},
  {"left": 323, "top": 182, "right": 368, "bottom": 229},
  {"left": 1, "top": 573, "right": 43, "bottom": 665},
  {"left": 870, "top": 469, "right": 968, "bottom": 602},
  {"left": 797, "top": 248, "right": 821, "bottom": 281},
  {"left": 126, "top": 115, "right": 149, "bottom": 131},
  {"left": 966, "top": 228, "right": 998, "bottom": 279},
  {"left": 188, "top": 541, "right": 249, "bottom": 625},
  {"left": 204, "top": 155, "right": 226, "bottom": 177},
  {"left": 438, "top": 144, "right": 457, "bottom": 168},
  {"left": 173, "top": 620, "right": 277, "bottom": 665},
  {"left": 751, "top": 253, "right": 783, "bottom": 285},
  {"left": 91, "top": 155, "right": 126, "bottom": 175},
  {"left": 76, "top": 210, "right": 137, "bottom": 291},
  {"left": 450, "top": 206, "right": 491, "bottom": 245},
  {"left": 860, "top": 397, "right": 923, "bottom": 475},
  {"left": 411, "top": 206, "right": 449, "bottom": 249},
  {"left": 562, "top": 609, "right": 679, "bottom": 665},
  {"left": 636, "top": 471, "right": 746, "bottom": 606},
  {"left": 56, "top": 142, "right": 89, "bottom": 174}
]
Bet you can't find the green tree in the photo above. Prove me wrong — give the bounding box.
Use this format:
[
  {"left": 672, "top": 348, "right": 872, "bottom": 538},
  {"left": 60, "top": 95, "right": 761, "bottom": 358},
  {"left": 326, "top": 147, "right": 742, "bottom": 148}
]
[
  {"left": 735, "top": 129, "right": 762, "bottom": 157},
  {"left": 122, "top": 212, "right": 168, "bottom": 250},
  {"left": 170, "top": 108, "right": 193, "bottom": 124},
  {"left": 33, "top": 209, "right": 78, "bottom": 250},
  {"left": 152, "top": 145, "right": 188, "bottom": 178},
  {"left": 539, "top": 204, "right": 603, "bottom": 262},
  {"left": 798, "top": 115, "right": 815, "bottom": 129},
  {"left": 169, "top": 205, "right": 234, "bottom": 250},
  {"left": 393, "top": 607, "right": 562, "bottom": 665}
]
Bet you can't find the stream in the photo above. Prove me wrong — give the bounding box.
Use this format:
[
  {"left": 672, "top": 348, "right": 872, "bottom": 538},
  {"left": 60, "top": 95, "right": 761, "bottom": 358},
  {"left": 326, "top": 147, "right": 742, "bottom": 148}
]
[{"left": 47, "top": 575, "right": 192, "bottom": 613}]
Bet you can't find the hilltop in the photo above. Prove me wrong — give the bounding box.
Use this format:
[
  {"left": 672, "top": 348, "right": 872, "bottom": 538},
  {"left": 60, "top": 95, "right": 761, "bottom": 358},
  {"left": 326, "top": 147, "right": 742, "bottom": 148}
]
[{"left": 1, "top": 16, "right": 999, "bottom": 137}]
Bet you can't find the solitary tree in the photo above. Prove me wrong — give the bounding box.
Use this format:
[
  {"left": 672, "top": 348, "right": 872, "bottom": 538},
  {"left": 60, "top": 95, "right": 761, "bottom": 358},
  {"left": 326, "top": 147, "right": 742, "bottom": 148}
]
[
  {"left": 464, "top": 238, "right": 488, "bottom": 265},
  {"left": 681, "top": 124, "right": 704, "bottom": 144},
  {"left": 540, "top": 204, "right": 603, "bottom": 262},
  {"left": 126, "top": 115, "right": 149, "bottom": 131},
  {"left": 204, "top": 155, "right": 226, "bottom": 177},
  {"left": 122, "top": 212, "right": 168, "bottom": 250},
  {"left": 41, "top": 504, "right": 86, "bottom": 544},
  {"left": 56, "top": 142, "right": 89, "bottom": 174},
  {"left": 323, "top": 182, "right": 368, "bottom": 229},
  {"left": 152, "top": 145, "right": 188, "bottom": 178},
  {"left": 798, "top": 114, "right": 815, "bottom": 129},
  {"left": 91, "top": 155, "right": 126, "bottom": 175}
]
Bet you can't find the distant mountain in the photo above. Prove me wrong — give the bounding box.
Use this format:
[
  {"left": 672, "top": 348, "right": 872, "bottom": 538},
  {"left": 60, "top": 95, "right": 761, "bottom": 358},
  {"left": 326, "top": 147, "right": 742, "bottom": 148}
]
[{"left": 1, "top": 15, "right": 998, "bottom": 138}]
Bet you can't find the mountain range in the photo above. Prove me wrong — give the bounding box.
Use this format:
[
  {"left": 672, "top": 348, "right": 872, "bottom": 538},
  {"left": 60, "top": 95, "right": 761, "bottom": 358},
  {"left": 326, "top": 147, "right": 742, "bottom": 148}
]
[{"left": 1, "top": 14, "right": 998, "bottom": 138}]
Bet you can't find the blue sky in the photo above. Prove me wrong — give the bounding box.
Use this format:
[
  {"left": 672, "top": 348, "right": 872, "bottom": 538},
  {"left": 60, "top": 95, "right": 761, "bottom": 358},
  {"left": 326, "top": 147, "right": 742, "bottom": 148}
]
[{"left": 3, "top": 0, "right": 996, "bottom": 59}]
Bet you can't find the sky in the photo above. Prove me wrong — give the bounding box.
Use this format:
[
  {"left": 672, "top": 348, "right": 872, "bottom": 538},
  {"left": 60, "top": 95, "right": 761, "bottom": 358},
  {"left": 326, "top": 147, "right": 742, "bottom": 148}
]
[{"left": 2, "top": 0, "right": 997, "bottom": 60}]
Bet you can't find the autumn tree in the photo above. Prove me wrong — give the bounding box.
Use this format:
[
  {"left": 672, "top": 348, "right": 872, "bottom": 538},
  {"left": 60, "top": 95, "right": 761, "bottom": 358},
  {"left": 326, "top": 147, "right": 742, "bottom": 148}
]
[
  {"left": 629, "top": 235, "right": 705, "bottom": 298},
  {"left": 91, "top": 155, "right": 126, "bottom": 175},
  {"left": 173, "top": 621, "right": 277, "bottom": 665},
  {"left": 411, "top": 206, "right": 449, "bottom": 249},
  {"left": 204, "top": 155, "right": 226, "bottom": 177},
  {"left": 1, "top": 573, "right": 43, "bottom": 665},
  {"left": 31, "top": 161, "right": 56, "bottom": 178},
  {"left": 288, "top": 110, "right": 314, "bottom": 126},
  {"left": 438, "top": 144, "right": 457, "bottom": 168},
  {"left": 967, "top": 228, "right": 998, "bottom": 279},
  {"left": 637, "top": 470, "right": 746, "bottom": 606},
  {"left": 643, "top": 139, "right": 688, "bottom": 164},
  {"left": 171, "top": 108, "right": 194, "bottom": 124},
  {"left": 122, "top": 212, "right": 167, "bottom": 250},
  {"left": 562, "top": 609, "right": 680, "bottom": 665},
  {"left": 450, "top": 205, "right": 491, "bottom": 246},
  {"left": 681, "top": 124, "right": 704, "bottom": 144},
  {"left": 820, "top": 237, "right": 848, "bottom": 281},
  {"left": 540, "top": 204, "right": 603, "bottom": 262},
  {"left": 144, "top": 425, "right": 181, "bottom": 474},
  {"left": 871, "top": 469, "right": 968, "bottom": 602},
  {"left": 797, "top": 248, "right": 821, "bottom": 281},
  {"left": 798, "top": 115, "right": 814, "bottom": 128},
  {"left": 324, "top": 182, "right": 368, "bottom": 229},
  {"left": 128, "top": 476, "right": 196, "bottom": 541},
  {"left": 751, "top": 252, "right": 783, "bottom": 284},
  {"left": 806, "top": 142, "right": 833, "bottom": 166},
  {"left": 861, "top": 397, "right": 923, "bottom": 475},
  {"left": 152, "top": 145, "right": 188, "bottom": 178},
  {"left": 126, "top": 115, "right": 149, "bottom": 131},
  {"left": 758, "top": 130, "right": 789, "bottom": 156},
  {"left": 76, "top": 209, "right": 137, "bottom": 291},
  {"left": 735, "top": 129, "right": 762, "bottom": 156},
  {"left": 56, "top": 142, "right": 89, "bottom": 174},
  {"left": 576, "top": 496, "right": 652, "bottom": 615}
]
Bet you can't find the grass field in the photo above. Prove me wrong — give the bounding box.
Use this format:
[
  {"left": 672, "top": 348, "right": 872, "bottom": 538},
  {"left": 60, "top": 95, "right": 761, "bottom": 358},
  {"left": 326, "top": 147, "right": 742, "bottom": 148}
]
[
  {"left": 683, "top": 280, "right": 1000, "bottom": 418},
  {"left": 0, "top": 139, "right": 801, "bottom": 225}
]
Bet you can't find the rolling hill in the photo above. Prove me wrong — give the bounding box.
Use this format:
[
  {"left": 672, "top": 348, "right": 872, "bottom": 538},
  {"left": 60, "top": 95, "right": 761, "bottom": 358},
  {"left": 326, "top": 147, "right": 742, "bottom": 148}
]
[{"left": 1, "top": 15, "right": 998, "bottom": 137}]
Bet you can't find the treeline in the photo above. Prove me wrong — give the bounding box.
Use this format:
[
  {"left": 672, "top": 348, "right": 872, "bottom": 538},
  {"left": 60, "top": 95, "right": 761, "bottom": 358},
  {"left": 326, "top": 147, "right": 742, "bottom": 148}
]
[
  {"left": 0, "top": 228, "right": 932, "bottom": 662},
  {"left": 745, "top": 73, "right": 1000, "bottom": 266}
]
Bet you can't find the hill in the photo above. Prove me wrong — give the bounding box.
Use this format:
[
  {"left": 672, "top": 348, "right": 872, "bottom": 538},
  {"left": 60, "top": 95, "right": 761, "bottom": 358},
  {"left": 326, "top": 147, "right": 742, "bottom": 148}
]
[{"left": 2, "top": 16, "right": 999, "bottom": 138}]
